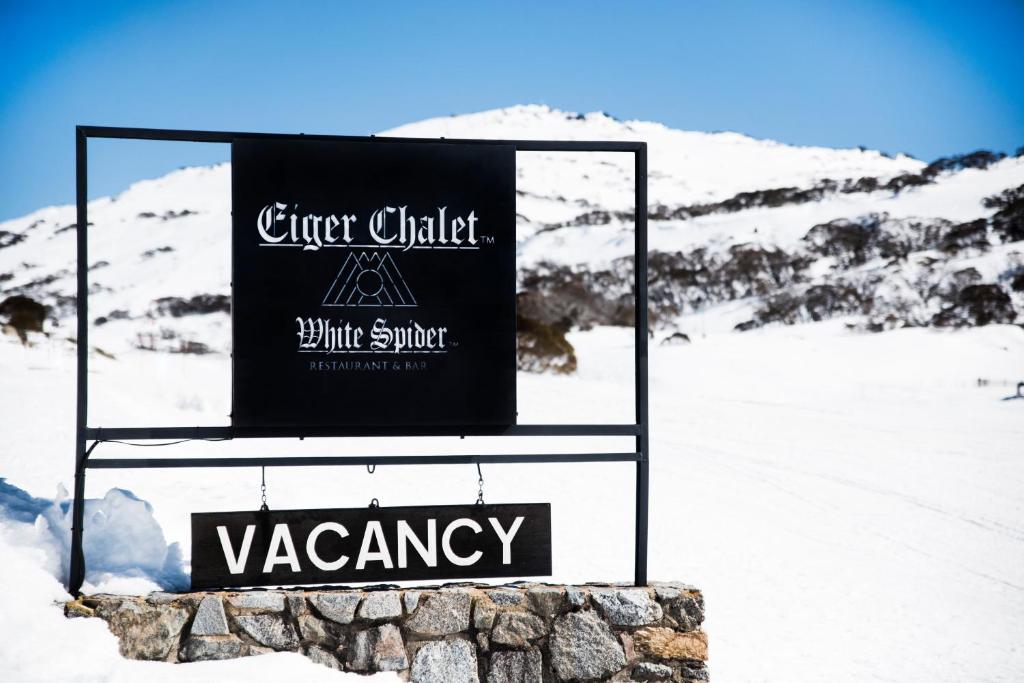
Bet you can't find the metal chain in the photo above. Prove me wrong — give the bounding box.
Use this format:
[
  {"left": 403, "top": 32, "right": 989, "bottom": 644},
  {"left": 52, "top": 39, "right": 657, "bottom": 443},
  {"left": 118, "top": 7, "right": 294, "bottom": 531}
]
[
  {"left": 259, "top": 466, "right": 269, "bottom": 511},
  {"left": 475, "top": 462, "right": 485, "bottom": 505}
]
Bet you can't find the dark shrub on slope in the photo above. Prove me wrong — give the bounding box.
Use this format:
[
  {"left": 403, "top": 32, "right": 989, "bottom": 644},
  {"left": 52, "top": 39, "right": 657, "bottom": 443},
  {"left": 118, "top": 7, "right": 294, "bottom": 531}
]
[
  {"left": 931, "top": 284, "right": 1016, "bottom": 327},
  {"left": 984, "top": 184, "right": 1024, "bottom": 244},
  {"left": 0, "top": 295, "right": 48, "bottom": 343}
]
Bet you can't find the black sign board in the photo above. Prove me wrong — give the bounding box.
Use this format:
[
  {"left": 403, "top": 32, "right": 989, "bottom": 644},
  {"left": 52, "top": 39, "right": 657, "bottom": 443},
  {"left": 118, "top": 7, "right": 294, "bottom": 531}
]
[
  {"left": 231, "top": 139, "right": 517, "bottom": 429},
  {"left": 191, "top": 503, "right": 551, "bottom": 589}
]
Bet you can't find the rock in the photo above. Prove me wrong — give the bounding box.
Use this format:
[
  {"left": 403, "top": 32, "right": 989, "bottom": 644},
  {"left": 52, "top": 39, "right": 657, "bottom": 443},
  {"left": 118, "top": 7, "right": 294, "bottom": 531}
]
[
  {"left": 565, "top": 587, "right": 588, "bottom": 608},
  {"left": 410, "top": 639, "right": 479, "bottom": 683},
  {"left": 631, "top": 662, "right": 674, "bottom": 681},
  {"left": 472, "top": 597, "right": 498, "bottom": 630},
  {"left": 309, "top": 592, "right": 361, "bottom": 624},
  {"left": 191, "top": 595, "right": 229, "bottom": 636},
  {"left": 651, "top": 585, "right": 684, "bottom": 602},
  {"left": 403, "top": 590, "right": 422, "bottom": 613},
  {"left": 591, "top": 588, "right": 663, "bottom": 626},
  {"left": 664, "top": 592, "right": 704, "bottom": 632},
  {"left": 97, "top": 599, "right": 188, "bottom": 660},
  {"left": 297, "top": 613, "right": 341, "bottom": 647},
  {"left": 526, "top": 586, "right": 564, "bottom": 618},
  {"left": 549, "top": 610, "right": 626, "bottom": 681},
  {"left": 491, "top": 612, "right": 547, "bottom": 647},
  {"left": 180, "top": 635, "right": 244, "bottom": 662},
  {"left": 248, "top": 645, "right": 274, "bottom": 656},
  {"left": 476, "top": 632, "right": 489, "bottom": 652},
  {"left": 147, "top": 592, "right": 185, "bottom": 605},
  {"left": 64, "top": 599, "right": 94, "bottom": 619},
  {"left": 486, "top": 589, "right": 525, "bottom": 606},
  {"left": 660, "top": 331, "right": 690, "bottom": 346},
  {"left": 678, "top": 663, "right": 710, "bottom": 682},
  {"left": 304, "top": 644, "right": 343, "bottom": 671},
  {"left": 348, "top": 624, "right": 409, "bottom": 671},
  {"left": 228, "top": 592, "right": 285, "bottom": 611},
  {"left": 620, "top": 632, "right": 637, "bottom": 663},
  {"left": 633, "top": 627, "right": 708, "bottom": 661},
  {"left": 234, "top": 614, "right": 299, "bottom": 650},
  {"left": 405, "top": 591, "right": 472, "bottom": 635},
  {"left": 286, "top": 594, "right": 308, "bottom": 616},
  {"left": 489, "top": 648, "right": 543, "bottom": 683},
  {"left": 357, "top": 591, "right": 403, "bottom": 620}
]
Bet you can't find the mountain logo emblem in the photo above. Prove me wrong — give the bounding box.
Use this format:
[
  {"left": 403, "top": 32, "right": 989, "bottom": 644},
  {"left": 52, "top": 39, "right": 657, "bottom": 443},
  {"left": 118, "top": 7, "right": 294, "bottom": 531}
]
[{"left": 322, "top": 251, "right": 417, "bottom": 307}]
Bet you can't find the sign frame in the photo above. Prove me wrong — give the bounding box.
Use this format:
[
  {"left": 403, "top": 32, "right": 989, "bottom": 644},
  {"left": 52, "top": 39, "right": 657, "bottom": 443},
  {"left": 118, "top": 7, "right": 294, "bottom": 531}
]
[{"left": 67, "top": 126, "right": 649, "bottom": 596}]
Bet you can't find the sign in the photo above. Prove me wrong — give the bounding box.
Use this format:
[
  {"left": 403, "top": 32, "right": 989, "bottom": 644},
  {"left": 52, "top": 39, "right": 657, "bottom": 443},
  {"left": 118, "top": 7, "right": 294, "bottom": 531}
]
[
  {"left": 231, "top": 138, "right": 517, "bottom": 429},
  {"left": 190, "top": 503, "right": 551, "bottom": 589}
]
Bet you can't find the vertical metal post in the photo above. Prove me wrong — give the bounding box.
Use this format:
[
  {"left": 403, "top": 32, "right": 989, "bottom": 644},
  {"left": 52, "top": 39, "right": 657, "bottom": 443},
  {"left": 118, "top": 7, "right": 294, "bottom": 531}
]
[
  {"left": 69, "top": 128, "right": 88, "bottom": 596},
  {"left": 634, "top": 144, "right": 649, "bottom": 586}
]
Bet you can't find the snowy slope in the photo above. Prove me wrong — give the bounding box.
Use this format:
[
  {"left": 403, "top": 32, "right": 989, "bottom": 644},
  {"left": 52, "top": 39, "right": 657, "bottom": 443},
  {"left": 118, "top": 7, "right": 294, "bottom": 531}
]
[
  {"left": 1, "top": 323, "right": 1022, "bottom": 682},
  {"left": 1, "top": 105, "right": 1020, "bottom": 358},
  {"left": 0, "top": 105, "right": 932, "bottom": 349}
]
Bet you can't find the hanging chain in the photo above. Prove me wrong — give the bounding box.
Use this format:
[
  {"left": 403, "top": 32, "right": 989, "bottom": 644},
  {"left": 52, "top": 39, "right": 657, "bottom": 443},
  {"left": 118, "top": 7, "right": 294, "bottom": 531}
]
[
  {"left": 475, "top": 462, "right": 485, "bottom": 505},
  {"left": 259, "top": 466, "right": 269, "bottom": 511}
]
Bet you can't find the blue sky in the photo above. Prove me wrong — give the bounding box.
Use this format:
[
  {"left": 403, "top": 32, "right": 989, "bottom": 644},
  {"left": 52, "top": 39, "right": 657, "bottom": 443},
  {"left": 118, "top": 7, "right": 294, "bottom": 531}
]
[{"left": 1, "top": 0, "right": 1021, "bottom": 221}]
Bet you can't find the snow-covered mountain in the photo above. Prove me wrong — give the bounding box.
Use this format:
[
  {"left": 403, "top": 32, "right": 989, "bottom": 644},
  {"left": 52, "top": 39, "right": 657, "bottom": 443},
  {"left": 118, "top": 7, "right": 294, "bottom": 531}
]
[{"left": 0, "top": 104, "right": 1021, "bottom": 364}]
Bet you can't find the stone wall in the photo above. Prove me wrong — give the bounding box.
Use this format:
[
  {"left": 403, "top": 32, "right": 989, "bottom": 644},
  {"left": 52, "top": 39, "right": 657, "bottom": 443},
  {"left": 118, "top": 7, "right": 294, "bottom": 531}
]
[{"left": 66, "top": 582, "right": 708, "bottom": 682}]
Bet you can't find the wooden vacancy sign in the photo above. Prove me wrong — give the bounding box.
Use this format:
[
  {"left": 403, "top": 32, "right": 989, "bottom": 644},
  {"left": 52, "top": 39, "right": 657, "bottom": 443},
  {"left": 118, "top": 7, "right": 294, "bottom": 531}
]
[{"left": 191, "top": 503, "right": 552, "bottom": 589}]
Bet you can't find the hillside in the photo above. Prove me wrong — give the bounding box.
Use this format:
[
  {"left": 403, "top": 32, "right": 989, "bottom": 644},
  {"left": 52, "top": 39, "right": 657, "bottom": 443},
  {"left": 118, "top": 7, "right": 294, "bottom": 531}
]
[{"left": 2, "top": 105, "right": 1020, "bottom": 365}]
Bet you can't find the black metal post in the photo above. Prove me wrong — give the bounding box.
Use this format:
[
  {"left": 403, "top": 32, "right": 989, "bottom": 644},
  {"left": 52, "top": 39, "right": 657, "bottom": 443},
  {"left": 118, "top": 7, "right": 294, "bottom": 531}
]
[
  {"left": 69, "top": 128, "right": 88, "bottom": 596},
  {"left": 634, "top": 144, "right": 650, "bottom": 587}
]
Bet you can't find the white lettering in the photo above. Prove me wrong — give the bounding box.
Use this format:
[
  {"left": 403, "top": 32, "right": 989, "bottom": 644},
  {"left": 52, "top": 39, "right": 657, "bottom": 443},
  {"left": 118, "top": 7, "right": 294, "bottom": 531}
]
[
  {"left": 217, "top": 525, "right": 255, "bottom": 575},
  {"left": 488, "top": 516, "right": 524, "bottom": 565},
  {"left": 397, "top": 520, "right": 437, "bottom": 568},
  {"left": 442, "top": 518, "right": 482, "bottom": 566},
  {"left": 306, "top": 522, "right": 349, "bottom": 571},
  {"left": 256, "top": 203, "right": 287, "bottom": 243},
  {"left": 263, "top": 523, "right": 301, "bottom": 573},
  {"left": 356, "top": 521, "right": 394, "bottom": 569}
]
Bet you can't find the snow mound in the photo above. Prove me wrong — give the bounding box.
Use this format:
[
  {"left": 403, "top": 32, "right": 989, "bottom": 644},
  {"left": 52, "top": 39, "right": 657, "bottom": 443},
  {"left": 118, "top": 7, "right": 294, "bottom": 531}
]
[{"left": 0, "top": 478, "right": 187, "bottom": 592}]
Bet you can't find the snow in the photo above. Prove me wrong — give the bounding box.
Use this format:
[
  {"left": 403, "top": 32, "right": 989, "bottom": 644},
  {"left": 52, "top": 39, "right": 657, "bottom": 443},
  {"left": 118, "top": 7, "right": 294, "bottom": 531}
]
[
  {"left": 0, "top": 522, "right": 396, "bottom": 683},
  {"left": 2, "top": 321, "right": 1023, "bottom": 681}
]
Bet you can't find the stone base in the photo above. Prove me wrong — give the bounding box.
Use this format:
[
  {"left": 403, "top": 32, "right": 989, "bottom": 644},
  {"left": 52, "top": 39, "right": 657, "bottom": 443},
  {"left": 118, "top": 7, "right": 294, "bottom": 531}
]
[{"left": 68, "top": 582, "right": 708, "bottom": 682}]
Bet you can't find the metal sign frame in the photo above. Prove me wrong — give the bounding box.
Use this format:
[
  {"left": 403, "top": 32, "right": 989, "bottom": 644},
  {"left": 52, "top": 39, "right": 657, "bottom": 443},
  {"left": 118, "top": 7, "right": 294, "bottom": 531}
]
[{"left": 69, "top": 125, "right": 649, "bottom": 596}]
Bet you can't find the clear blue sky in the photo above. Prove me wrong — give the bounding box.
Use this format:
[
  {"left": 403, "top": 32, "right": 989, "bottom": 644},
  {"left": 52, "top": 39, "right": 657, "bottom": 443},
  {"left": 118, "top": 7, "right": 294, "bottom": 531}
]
[{"left": 1, "top": 0, "right": 1021, "bottom": 221}]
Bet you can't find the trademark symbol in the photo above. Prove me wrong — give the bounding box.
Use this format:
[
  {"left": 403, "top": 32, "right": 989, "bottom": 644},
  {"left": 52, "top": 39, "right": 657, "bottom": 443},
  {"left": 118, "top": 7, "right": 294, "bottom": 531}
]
[{"left": 481, "top": 235, "right": 496, "bottom": 244}]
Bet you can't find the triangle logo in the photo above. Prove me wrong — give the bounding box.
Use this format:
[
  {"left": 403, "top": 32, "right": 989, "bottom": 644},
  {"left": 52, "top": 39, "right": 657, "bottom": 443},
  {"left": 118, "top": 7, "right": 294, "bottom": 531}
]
[{"left": 322, "top": 251, "right": 417, "bottom": 307}]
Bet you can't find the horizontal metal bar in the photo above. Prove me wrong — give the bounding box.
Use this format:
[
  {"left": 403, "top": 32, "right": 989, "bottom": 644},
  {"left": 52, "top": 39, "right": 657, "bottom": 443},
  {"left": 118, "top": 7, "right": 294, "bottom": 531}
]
[
  {"left": 85, "top": 452, "right": 642, "bottom": 469},
  {"left": 76, "top": 125, "right": 643, "bottom": 152},
  {"left": 85, "top": 424, "right": 641, "bottom": 440}
]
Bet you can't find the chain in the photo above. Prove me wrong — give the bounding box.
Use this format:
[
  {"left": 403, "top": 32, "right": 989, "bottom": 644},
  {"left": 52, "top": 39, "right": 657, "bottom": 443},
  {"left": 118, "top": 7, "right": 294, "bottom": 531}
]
[
  {"left": 259, "top": 466, "right": 269, "bottom": 511},
  {"left": 475, "top": 462, "right": 485, "bottom": 505}
]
